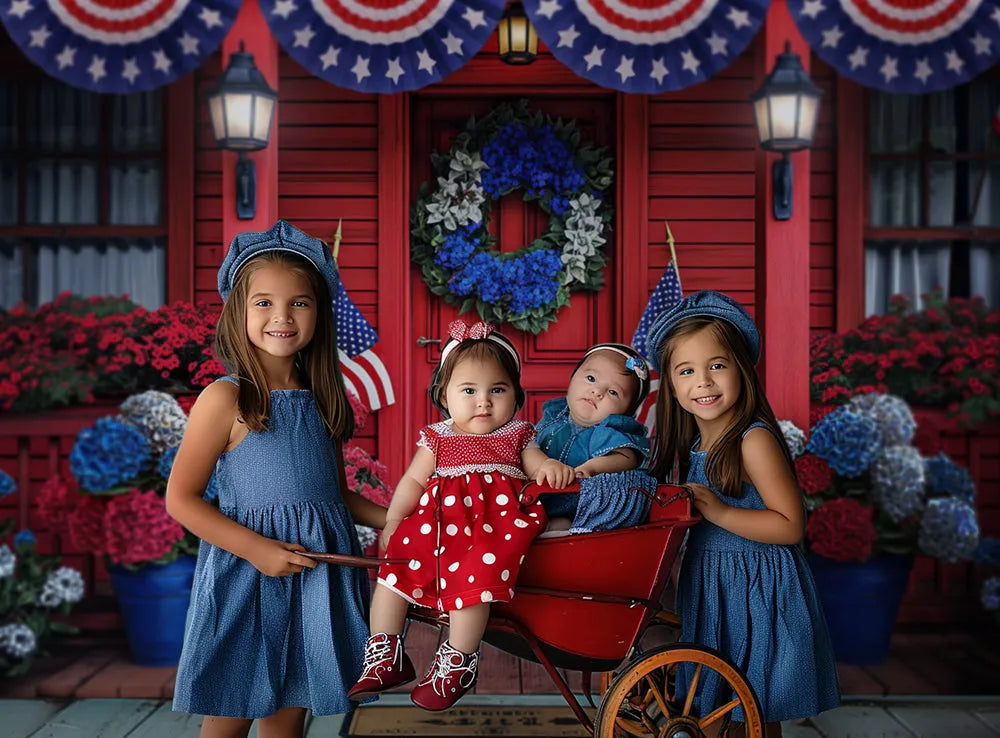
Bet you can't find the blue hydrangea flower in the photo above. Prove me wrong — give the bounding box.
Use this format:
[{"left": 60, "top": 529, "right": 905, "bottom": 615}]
[
  {"left": 918, "top": 497, "right": 980, "bottom": 563},
  {"left": 982, "top": 577, "right": 1000, "bottom": 611},
  {"left": 13, "top": 529, "right": 36, "bottom": 548},
  {"left": 973, "top": 537, "right": 1000, "bottom": 566},
  {"left": 158, "top": 445, "right": 218, "bottom": 501},
  {"left": 806, "top": 407, "right": 883, "bottom": 477},
  {"left": 0, "top": 469, "right": 15, "bottom": 498},
  {"left": 0, "top": 622, "right": 36, "bottom": 659},
  {"left": 848, "top": 393, "right": 916, "bottom": 446},
  {"left": 70, "top": 416, "right": 151, "bottom": 492},
  {"left": 924, "top": 452, "right": 976, "bottom": 503},
  {"left": 778, "top": 419, "right": 807, "bottom": 459},
  {"left": 119, "top": 390, "right": 188, "bottom": 455},
  {"left": 0, "top": 544, "right": 14, "bottom": 578},
  {"left": 870, "top": 445, "right": 926, "bottom": 523}
]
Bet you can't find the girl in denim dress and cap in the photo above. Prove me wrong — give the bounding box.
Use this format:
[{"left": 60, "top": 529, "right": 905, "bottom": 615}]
[
  {"left": 645, "top": 290, "right": 839, "bottom": 736},
  {"left": 534, "top": 343, "right": 655, "bottom": 533},
  {"left": 167, "top": 221, "right": 386, "bottom": 738}
]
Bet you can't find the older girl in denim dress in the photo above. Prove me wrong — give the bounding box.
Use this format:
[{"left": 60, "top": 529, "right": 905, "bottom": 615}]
[{"left": 534, "top": 343, "right": 655, "bottom": 533}]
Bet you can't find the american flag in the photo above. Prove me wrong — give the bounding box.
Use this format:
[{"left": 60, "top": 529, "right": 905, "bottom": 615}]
[
  {"left": 631, "top": 259, "right": 683, "bottom": 438},
  {"left": 334, "top": 277, "right": 395, "bottom": 411}
]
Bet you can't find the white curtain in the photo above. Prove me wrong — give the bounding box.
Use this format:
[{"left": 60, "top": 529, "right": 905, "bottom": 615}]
[
  {"left": 36, "top": 239, "right": 165, "bottom": 310},
  {"left": 0, "top": 82, "right": 165, "bottom": 309},
  {"left": 868, "top": 83, "right": 999, "bottom": 313}
]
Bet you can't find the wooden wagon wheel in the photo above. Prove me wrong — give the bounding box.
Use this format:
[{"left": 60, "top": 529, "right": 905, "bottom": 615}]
[
  {"left": 599, "top": 611, "right": 683, "bottom": 698},
  {"left": 594, "top": 644, "right": 763, "bottom": 738}
]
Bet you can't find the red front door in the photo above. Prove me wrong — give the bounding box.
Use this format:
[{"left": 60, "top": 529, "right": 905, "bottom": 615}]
[{"left": 408, "top": 95, "right": 618, "bottom": 440}]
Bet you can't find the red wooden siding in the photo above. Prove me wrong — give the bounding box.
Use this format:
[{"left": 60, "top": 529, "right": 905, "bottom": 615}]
[
  {"left": 647, "top": 49, "right": 759, "bottom": 315},
  {"left": 809, "top": 55, "right": 837, "bottom": 336},
  {"left": 194, "top": 53, "right": 225, "bottom": 309}
]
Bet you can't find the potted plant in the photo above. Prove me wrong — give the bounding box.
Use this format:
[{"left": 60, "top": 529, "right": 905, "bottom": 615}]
[
  {"left": 781, "top": 392, "right": 981, "bottom": 665},
  {"left": 39, "top": 390, "right": 200, "bottom": 667},
  {"left": 1, "top": 471, "right": 86, "bottom": 677}
]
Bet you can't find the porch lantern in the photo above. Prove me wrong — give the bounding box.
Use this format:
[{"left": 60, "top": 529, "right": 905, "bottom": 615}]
[
  {"left": 750, "top": 42, "right": 822, "bottom": 220},
  {"left": 206, "top": 43, "right": 278, "bottom": 220},
  {"left": 498, "top": 4, "right": 538, "bottom": 65}
]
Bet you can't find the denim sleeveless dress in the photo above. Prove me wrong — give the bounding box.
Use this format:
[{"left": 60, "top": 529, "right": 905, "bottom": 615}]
[
  {"left": 676, "top": 422, "right": 840, "bottom": 723},
  {"left": 172, "top": 378, "right": 370, "bottom": 718}
]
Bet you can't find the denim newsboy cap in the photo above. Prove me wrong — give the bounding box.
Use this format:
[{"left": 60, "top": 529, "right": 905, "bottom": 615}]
[
  {"left": 218, "top": 219, "right": 341, "bottom": 302},
  {"left": 645, "top": 290, "right": 761, "bottom": 364}
]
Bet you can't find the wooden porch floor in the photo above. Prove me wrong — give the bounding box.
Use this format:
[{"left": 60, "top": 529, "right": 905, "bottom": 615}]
[{"left": 2, "top": 624, "right": 999, "bottom": 702}]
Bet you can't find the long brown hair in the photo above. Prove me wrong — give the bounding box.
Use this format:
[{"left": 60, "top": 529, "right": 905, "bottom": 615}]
[
  {"left": 648, "top": 317, "right": 790, "bottom": 497},
  {"left": 213, "top": 251, "right": 355, "bottom": 440}
]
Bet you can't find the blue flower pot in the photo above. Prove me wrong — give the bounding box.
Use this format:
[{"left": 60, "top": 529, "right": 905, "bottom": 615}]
[
  {"left": 807, "top": 553, "right": 914, "bottom": 665},
  {"left": 108, "top": 555, "right": 196, "bottom": 667}
]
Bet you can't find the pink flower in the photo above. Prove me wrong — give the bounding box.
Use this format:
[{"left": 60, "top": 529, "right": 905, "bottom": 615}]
[{"left": 103, "top": 489, "right": 184, "bottom": 566}]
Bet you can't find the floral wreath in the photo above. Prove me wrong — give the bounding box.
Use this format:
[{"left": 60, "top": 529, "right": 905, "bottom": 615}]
[{"left": 410, "top": 100, "right": 615, "bottom": 334}]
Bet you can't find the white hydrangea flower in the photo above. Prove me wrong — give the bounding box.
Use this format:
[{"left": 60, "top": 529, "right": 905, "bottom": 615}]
[
  {"left": 0, "top": 544, "right": 15, "bottom": 578},
  {"left": 355, "top": 525, "right": 378, "bottom": 549},
  {"left": 778, "top": 419, "right": 807, "bottom": 459},
  {"left": 0, "top": 622, "right": 37, "bottom": 659},
  {"left": 37, "top": 566, "right": 86, "bottom": 608},
  {"left": 119, "top": 390, "right": 188, "bottom": 456}
]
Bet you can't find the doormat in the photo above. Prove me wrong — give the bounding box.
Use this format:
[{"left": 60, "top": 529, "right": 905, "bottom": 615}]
[{"left": 344, "top": 704, "right": 594, "bottom": 736}]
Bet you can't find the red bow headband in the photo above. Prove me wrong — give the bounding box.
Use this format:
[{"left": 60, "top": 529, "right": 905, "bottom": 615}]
[{"left": 440, "top": 320, "right": 520, "bottom": 370}]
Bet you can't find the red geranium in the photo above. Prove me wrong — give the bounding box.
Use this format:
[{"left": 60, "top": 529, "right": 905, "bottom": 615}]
[{"left": 806, "top": 498, "right": 876, "bottom": 562}]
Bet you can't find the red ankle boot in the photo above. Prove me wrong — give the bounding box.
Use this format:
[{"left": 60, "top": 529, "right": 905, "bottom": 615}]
[
  {"left": 348, "top": 632, "right": 416, "bottom": 700},
  {"left": 409, "top": 641, "right": 480, "bottom": 711}
]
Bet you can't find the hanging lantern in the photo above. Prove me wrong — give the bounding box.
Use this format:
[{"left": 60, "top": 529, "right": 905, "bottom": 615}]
[{"left": 498, "top": 4, "right": 538, "bottom": 65}]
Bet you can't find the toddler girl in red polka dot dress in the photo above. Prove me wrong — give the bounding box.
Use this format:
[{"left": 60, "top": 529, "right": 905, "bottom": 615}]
[{"left": 347, "top": 320, "right": 576, "bottom": 711}]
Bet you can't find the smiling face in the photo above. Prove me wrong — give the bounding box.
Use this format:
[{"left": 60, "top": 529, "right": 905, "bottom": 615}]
[
  {"left": 442, "top": 355, "right": 517, "bottom": 435},
  {"left": 244, "top": 263, "right": 318, "bottom": 361},
  {"left": 566, "top": 350, "right": 636, "bottom": 427},
  {"left": 667, "top": 325, "right": 742, "bottom": 432}
]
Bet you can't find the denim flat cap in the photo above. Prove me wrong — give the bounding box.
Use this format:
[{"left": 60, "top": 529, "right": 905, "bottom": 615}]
[
  {"left": 645, "top": 290, "right": 760, "bottom": 364},
  {"left": 218, "top": 220, "right": 341, "bottom": 302}
]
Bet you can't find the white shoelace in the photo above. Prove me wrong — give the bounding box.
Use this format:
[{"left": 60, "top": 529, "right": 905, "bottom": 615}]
[
  {"left": 360, "top": 636, "right": 395, "bottom": 679},
  {"left": 421, "top": 645, "right": 479, "bottom": 697}
]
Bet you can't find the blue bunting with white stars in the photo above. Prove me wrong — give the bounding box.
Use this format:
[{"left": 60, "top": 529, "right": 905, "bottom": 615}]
[
  {"left": 522, "top": 0, "right": 769, "bottom": 94},
  {"left": 260, "top": 0, "right": 505, "bottom": 94},
  {"left": 0, "top": 0, "right": 239, "bottom": 94},
  {"left": 789, "top": 0, "right": 1000, "bottom": 94}
]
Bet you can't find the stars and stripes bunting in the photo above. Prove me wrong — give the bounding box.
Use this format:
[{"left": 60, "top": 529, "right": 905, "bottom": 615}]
[
  {"left": 789, "top": 0, "right": 1000, "bottom": 94},
  {"left": 1, "top": 0, "right": 239, "bottom": 94},
  {"left": 522, "top": 0, "right": 769, "bottom": 94},
  {"left": 260, "top": 0, "right": 506, "bottom": 94}
]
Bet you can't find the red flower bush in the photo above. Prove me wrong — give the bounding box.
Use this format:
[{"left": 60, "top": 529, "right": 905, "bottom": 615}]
[
  {"left": 103, "top": 489, "right": 185, "bottom": 566},
  {"left": 0, "top": 293, "right": 224, "bottom": 415},
  {"left": 66, "top": 494, "right": 108, "bottom": 555},
  {"left": 35, "top": 475, "right": 79, "bottom": 528},
  {"left": 806, "top": 498, "right": 876, "bottom": 563},
  {"left": 810, "top": 292, "right": 1000, "bottom": 425},
  {"left": 343, "top": 444, "right": 392, "bottom": 508}
]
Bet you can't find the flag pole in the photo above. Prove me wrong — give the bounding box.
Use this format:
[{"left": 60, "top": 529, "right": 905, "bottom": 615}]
[
  {"left": 665, "top": 220, "right": 678, "bottom": 268},
  {"left": 332, "top": 218, "right": 343, "bottom": 262}
]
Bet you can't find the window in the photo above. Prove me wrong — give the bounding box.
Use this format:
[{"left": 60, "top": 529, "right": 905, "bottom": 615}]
[
  {"left": 865, "top": 76, "right": 1000, "bottom": 315},
  {"left": 0, "top": 41, "right": 166, "bottom": 310}
]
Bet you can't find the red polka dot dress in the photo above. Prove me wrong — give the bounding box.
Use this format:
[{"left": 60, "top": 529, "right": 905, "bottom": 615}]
[{"left": 378, "top": 419, "right": 547, "bottom": 612}]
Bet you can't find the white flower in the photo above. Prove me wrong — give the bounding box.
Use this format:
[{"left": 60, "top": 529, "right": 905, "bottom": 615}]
[
  {"left": 0, "top": 544, "right": 15, "bottom": 578},
  {"left": 355, "top": 525, "right": 378, "bottom": 549},
  {"left": 38, "top": 566, "right": 85, "bottom": 607},
  {"left": 778, "top": 419, "right": 807, "bottom": 459},
  {"left": 119, "top": 390, "right": 188, "bottom": 455},
  {"left": 0, "top": 623, "right": 37, "bottom": 659}
]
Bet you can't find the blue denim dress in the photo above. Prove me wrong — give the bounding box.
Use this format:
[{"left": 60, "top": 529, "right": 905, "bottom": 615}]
[
  {"left": 172, "top": 377, "right": 369, "bottom": 718},
  {"left": 535, "top": 398, "right": 652, "bottom": 532},
  {"left": 676, "top": 422, "right": 840, "bottom": 722}
]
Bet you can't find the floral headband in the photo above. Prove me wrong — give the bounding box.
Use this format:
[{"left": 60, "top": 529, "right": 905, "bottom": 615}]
[{"left": 439, "top": 319, "right": 521, "bottom": 371}]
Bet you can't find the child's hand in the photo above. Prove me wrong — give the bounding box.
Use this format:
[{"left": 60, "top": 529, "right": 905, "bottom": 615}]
[
  {"left": 573, "top": 462, "right": 596, "bottom": 478},
  {"left": 535, "top": 458, "right": 576, "bottom": 489},
  {"left": 381, "top": 519, "right": 401, "bottom": 552},
  {"left": 684, "top": 483, "right": 728, "bottom": 524},
  {"left": 249, "top": 539, "right": 318, "bottom": 577}
]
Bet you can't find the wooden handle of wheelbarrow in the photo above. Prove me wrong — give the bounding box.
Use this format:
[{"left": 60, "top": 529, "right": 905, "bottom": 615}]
[
  {"left": 301, "top": 552, "right": 408, "bottom": 569},
  {"left": 518, "top": 480, "right": 581, "bottom": 506}
]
